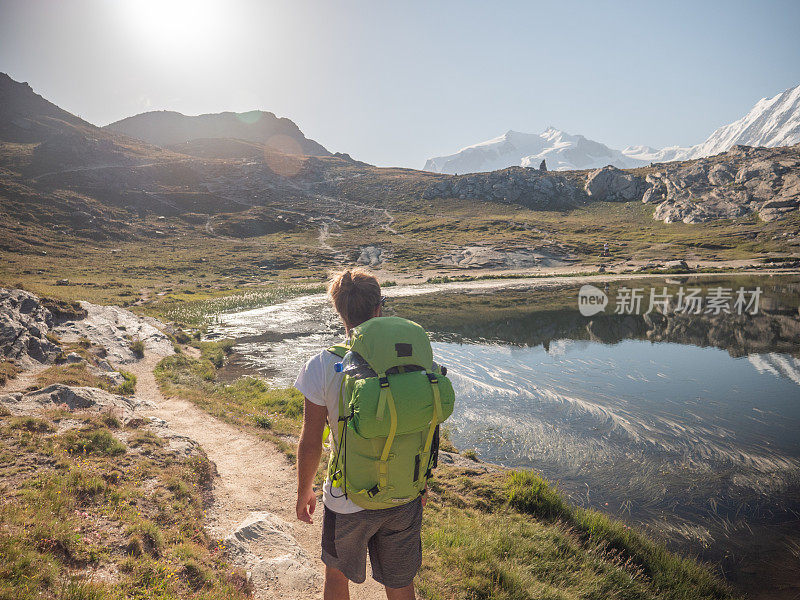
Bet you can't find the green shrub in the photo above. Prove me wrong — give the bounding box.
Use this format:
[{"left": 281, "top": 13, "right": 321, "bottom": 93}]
[
  {"left": 130, "top": 339, "right": 145, "bottom": 357},
  {"left": 506, "top": 470, "right": 571, "bottom": 522},
  {"left": 199, "top": 339, "right": 234, "bottom": 367},
  {"left": 115, "top": 371, "right": 137, "bottom": 395},
  {"left": 61, "top": 428, "right": 126, "bottom": 456},
  {"left": 125, "top": 521, "right": 163, "bottom": 557},
  {"left": 10, "top": 416, "right": 54, "bottom": 433},
  {"left": 253, "top": 414, "right": 272, "bottom": 429},
  {"left": 100, "top": 413, "right": 121, "bottom": 429}
]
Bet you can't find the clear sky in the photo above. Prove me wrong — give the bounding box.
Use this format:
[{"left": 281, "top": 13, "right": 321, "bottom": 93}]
[{"left": 1, "top": 0, "right": 799, "bottom": 168}]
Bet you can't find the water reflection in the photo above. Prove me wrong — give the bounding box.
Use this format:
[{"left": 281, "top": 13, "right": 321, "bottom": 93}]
[{"left": 209, "top": 275, "right": 800, "bottom": 597}]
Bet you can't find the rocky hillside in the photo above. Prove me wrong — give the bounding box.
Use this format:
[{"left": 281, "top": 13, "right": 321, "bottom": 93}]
[
  {"left": 420, "top": 164, "right": 586, "bottom": 209},
  {"left": 1, "top": 71, "right": 798, "bottom": 296},
  {"left": 420, "top": 144, "right": 800, "bottom": 223},
  {"left": 0, "top": 73, "right": 175, "bottom": 176},
  {"left": 0, "top": 72, "right": 97, "bottom": 143},
  {"left": 105, "top": 110, "right": 330, "bottom": 157},
  {"left": 640, "top": 144, "right": 800, "bottom": 223}
]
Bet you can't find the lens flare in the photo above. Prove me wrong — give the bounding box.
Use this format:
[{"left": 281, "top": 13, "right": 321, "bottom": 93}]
[{"left": 263, "top": 134, "right": 305, "bottom": 177}]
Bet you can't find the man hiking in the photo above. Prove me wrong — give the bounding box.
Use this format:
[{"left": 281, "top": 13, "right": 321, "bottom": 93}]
[{"left": 294, "top": 268, "right": 454, "bottom": 599}]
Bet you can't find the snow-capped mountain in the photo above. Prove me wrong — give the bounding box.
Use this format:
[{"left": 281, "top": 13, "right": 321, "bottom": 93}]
[
  {"left": 425, "top": 83, "right": 800, "bottom": 173},
  {"left": 623, "top": 83, "right": 800, "bottom": 164},
  {"left": 424, "top": 128, "right": 645, "bottom": 174}
]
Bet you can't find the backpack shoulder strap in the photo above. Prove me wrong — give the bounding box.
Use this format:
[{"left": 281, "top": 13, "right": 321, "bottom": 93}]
[{"left": 327, "top": 343, "right": 348, "bottom": 358}]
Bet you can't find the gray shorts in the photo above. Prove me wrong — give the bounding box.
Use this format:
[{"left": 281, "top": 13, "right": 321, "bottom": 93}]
[{"left": 321, "top": 497, "right": 423, "bottom": 589}]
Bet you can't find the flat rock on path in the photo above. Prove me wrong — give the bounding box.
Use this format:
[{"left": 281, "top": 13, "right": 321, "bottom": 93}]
[{"left": 127, "top": 354, "right": 388, "bottom": 600}]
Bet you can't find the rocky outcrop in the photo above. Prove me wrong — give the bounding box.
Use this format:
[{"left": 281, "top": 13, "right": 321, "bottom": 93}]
[
  {"left": 0, "top": 288, "right": 60, "bottom": 367},
  {"left": 0, "top": 383, "right": 143, "bottom": 423},
  {"left": 356, "top": 245, "right": 384, "bottom": 267},
  {"left": 54, "top": 302, "right": 174, "bottom": 364},
  {"left": 421, "top": 167, "right": 586, "bottom": 210},
  {"left": 641, "top": 144, "right": 800, "bottom": 223},
  {"left": 585, "top": 166, "right": 647, "bottom": 201},
  {"left": 437, "top": 245, "right": 575, "bottom": 269},
  {"left": 224, "top": 512, "right": 321, "bottom": 598}
]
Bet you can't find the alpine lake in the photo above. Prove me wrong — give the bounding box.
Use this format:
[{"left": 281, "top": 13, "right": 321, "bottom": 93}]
[{"left": 207, "top": 273, "right": 800, "bottom": 599}]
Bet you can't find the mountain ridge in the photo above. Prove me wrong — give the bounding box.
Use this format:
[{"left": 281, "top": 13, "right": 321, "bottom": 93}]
[
  {"left": 105, "top": 109, "right": 330, "bottom": 157},
  {"left": 426, "top": 83, "right": 800, "bottom": 173}
]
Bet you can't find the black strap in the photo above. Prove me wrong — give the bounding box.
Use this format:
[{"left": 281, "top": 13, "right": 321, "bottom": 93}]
[{"left": 426, "top": 424, "right": 440, "bottom": 479}]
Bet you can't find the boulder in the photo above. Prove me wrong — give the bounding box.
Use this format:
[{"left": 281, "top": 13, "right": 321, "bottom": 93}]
[
  {"left": 759, "top": 197, "right": 800, "bottom": 222},
  {"left": 224, "top": 512, "right": 322, "bottom": 598},
  {"left": 663, "top": 260, "right": 690, "bottom": 270},
  {"left": 356, "top": 246, "right": 384, "bottom": 267},
  {"left": 146, "top": 417, "right": 204, "bottom": 457},
  {"left": 1, "top": 383, "right": 141, "bottom": 423},
  {"left": 585, "top": 166, "right": 646, "bottom": 202},
  {"left": 103, "top": 370, "right": 127, "bottom": 386},
  {"left": 0, "top": 288, "right": 61, "bottom": 368}
]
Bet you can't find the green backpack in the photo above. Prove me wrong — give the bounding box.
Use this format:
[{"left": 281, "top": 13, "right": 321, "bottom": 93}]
[{"left": 326, "top": 316, "right": 455, "bottom": 509}]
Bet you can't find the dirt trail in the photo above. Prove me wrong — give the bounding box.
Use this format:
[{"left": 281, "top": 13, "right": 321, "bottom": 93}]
[{"left": 126, "top": 354, "right": 388, "bottom": 600}]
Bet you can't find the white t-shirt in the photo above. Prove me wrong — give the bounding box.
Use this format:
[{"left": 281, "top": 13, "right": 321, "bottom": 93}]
[{"left": 294, "top": 349, "right": 364, "bottom": 514}]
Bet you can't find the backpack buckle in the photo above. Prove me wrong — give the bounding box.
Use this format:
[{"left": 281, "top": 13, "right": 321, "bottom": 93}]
[
  {"left": 379, "top": 376, "right": 389, "bottom": 388},
  {"left": 367, "top": 485, "right": 380, "bottom": 498},
  {"left": 426, "top": 372, "right": 438, "bottom": 384}
]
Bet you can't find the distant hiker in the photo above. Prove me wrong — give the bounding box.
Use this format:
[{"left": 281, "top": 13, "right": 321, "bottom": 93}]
[
  {"left": 539, "top": 159, "right": 547, "bottom": 171},
  {"left": 602, "top": 242, "right": 610, "bottom": 257},
  {"left": 295, "top": 269, "right": 454, "bottom": 600}
]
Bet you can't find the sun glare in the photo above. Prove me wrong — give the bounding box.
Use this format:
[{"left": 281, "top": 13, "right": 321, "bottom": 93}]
[{"left": 122, "top": 0, "right": 221, "bottom": 56}]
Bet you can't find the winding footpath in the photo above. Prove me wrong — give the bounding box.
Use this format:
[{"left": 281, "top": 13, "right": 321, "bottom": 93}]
[{"left": 126, "top": 353, "right": 388, "bottom": 600}]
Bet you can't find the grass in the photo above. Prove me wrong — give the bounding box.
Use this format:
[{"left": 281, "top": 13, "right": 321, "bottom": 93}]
[
  {"left": 419, "top": 468, "right": 737, "bottom": 600},
  {"left": 0, "top": 410, "right": 251, "bottom": 599},
  {"left": 60, "top": 426, "right": 127, "bottom": 456},
  {"left": 34, "top": 363, "right": 137, "bottom": 396},
  {"left": 144, "top": 283, "right": 327, "bottom": 326},
  {"left": 153, "top": 343, "right": 303, "bottom": 460},
  {"left": 2, "top": 166, "right": 796, "bottom": 316},
  {"left": 0, "top": 359, "right": 21, "bottom": 386}
]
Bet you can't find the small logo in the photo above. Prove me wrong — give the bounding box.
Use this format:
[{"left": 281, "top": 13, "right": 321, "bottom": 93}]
[
  {"left": 578, "top": 285, "right": 608, "bottom": 316},
  {"left": 395, "top": 343, "right": 413, "bottom": 357}
]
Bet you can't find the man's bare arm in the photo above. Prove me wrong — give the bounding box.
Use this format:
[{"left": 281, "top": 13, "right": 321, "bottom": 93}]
[{"left": 296, "top": 398, "right": 327, "bottom": 523}]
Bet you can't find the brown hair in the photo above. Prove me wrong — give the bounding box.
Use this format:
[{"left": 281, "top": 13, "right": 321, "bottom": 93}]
[{"left": 327, "top": 268, "right": 381, "bottom": 330}]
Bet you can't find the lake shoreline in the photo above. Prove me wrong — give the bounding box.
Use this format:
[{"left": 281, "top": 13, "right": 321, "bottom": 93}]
[{"left": 209, "top": 273, "right": 800, "bottom": 600}]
